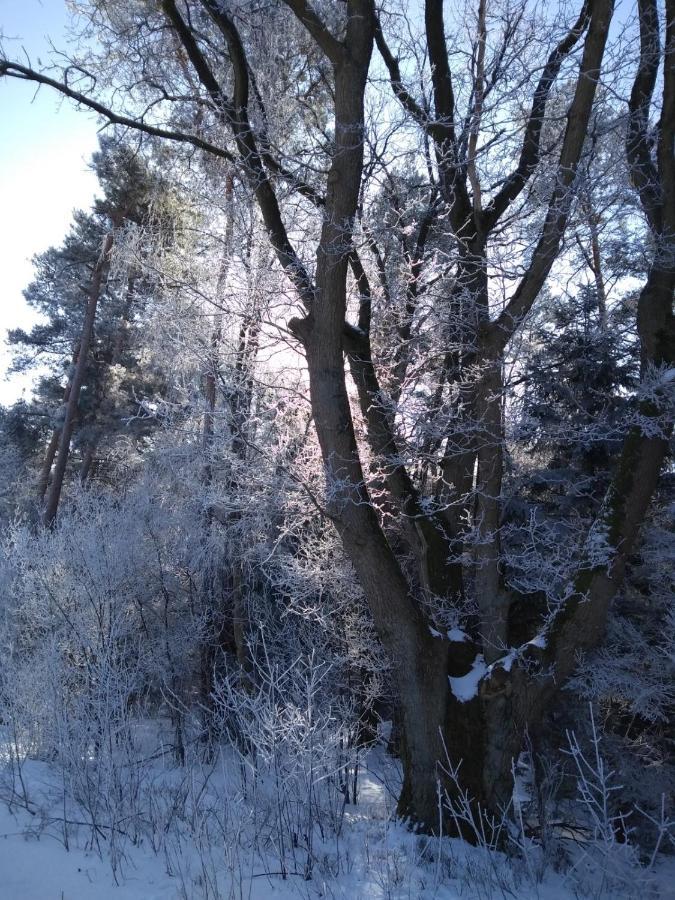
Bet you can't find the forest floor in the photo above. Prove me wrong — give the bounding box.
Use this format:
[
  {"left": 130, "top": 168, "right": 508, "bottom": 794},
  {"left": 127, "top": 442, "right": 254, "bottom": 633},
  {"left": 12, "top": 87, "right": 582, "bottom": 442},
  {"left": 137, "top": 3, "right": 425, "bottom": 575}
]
[{"left": 0, "top": 741, "right": 673, "bottom": 899}]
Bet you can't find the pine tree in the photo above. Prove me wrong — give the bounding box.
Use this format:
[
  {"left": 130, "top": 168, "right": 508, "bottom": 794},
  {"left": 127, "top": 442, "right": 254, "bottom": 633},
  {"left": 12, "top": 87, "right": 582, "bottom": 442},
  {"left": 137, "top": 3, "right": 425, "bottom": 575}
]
[{"left": 6, "top": 136, "right": 174, "bottom": 521}]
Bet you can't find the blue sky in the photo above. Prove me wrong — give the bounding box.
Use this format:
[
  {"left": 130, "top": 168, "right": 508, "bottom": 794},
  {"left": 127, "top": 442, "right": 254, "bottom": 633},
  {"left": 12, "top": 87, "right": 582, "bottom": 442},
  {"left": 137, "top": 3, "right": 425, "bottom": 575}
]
[{"left": 0, "top": 0, "right": 101, "bottom": 403}]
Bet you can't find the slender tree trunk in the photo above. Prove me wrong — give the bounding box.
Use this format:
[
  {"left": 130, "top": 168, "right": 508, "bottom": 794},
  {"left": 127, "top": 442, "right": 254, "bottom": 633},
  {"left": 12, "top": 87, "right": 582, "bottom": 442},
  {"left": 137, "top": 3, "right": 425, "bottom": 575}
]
[
  {"left": 587, "top": 207, "right": 608, "bottom": 329},
  {"left": 473, "top": 360, "right": 509, "bottom": 661},
  {"left": 79, "top": 440, "right": 97, "bottom": 484},
  {"left": 36, "top": 342, "right": 81, "bottom": 503},
  {"left": 36, "top": 428, "right": 61, "bottom": 503},
  {"left": 202, "top": 172, "right": 234, "bottom": 465},
  {"left": 42, "top": 229, "right": 114, "bottom": 527},
  {"left": 199, "top": 175, "right": 261, "bottom": 737}
]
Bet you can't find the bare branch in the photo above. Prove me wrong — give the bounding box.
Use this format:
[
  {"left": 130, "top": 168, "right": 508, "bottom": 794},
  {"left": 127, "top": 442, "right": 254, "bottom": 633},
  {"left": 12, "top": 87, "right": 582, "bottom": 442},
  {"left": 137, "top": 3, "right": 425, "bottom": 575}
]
[
  {"left": 482, "top": 0, "right": 592, "bottom": 231},
  {"left": 281, "top": 0, "right": 346, "bottom": 65},
  {"left": 488, "top": 0, "right": 614, "bottom": 351},
  {"left": 626, "top": 0, "right": 662, "bottom": 233},
  {"left": 0, "top": 58, "right": 235, "bottom": 163}
]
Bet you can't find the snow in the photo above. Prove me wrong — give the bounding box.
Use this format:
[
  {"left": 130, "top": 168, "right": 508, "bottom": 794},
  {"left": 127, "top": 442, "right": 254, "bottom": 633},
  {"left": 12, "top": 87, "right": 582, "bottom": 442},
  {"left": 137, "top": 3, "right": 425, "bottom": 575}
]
[
  {"left": 1, "top": 748, "right": 673, "bottom": 899},
  {"left": 428, "top": 628, "right": 471, "bottom": 643},
  {"left": 497, "top": 649, "right": 517, "bottom": 672},
  {"left": 447, "top": 628, "right": 470, "bottom": 642},
  {"left": 0, "top": 756, "right": 453, "bottom": 900},
  {"left": 0, "top": 800, "right": 174, "bottom": 900},
  {"left": 528, "top": 633, "right": 547, "bottom": 649},
  {"left": 448, "top": 654, "right": 487, "bottom": 702}
]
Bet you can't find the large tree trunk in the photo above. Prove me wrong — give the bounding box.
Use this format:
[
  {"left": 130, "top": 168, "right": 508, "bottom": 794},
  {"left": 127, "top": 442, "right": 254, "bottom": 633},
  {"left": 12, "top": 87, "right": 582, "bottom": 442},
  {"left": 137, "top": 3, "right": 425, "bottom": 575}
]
[
  {"left": 387, "top": 627, "right": 527, "bottom": 840},
  {"left": 169, "top": 0, "right": 665, "bottom": 839}
]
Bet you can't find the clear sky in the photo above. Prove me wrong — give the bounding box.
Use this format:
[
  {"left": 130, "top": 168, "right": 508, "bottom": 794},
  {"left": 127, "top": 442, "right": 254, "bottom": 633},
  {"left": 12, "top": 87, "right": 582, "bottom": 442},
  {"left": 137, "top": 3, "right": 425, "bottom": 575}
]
[{"left": 0, "top": 0, "right": 100, "bottom": 404}]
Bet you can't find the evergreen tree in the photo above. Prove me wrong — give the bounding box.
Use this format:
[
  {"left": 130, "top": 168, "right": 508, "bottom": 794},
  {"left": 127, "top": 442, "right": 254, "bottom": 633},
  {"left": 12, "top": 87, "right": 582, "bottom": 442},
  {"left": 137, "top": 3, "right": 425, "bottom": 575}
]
[
  {"left": 516, "top": 284, "right": 639, "bottom": 512},
  {"left": 5, "top": 136, "right": 175, "bottom": 518}
]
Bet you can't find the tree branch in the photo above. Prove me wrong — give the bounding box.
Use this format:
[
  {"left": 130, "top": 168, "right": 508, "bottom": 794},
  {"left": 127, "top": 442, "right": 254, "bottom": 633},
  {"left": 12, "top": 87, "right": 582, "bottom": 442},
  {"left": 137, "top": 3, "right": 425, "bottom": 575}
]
[
  {"left": 626, "top": 0, "right": 662, "bottom": 233},
  {"left": 281, "top": 0, "right": 346, "bottom": 65},
  {"left": 487, "top": 0, "right": 614, "bottom": 351},
  {"left": 0, "top": 59, "right": 236, "bottom": 163},
  {"left": 482, "top": 0, "right": 592, "bottom": 231},
  {"left": 191, "top": 0, "right": 316, "bottom": 309}
]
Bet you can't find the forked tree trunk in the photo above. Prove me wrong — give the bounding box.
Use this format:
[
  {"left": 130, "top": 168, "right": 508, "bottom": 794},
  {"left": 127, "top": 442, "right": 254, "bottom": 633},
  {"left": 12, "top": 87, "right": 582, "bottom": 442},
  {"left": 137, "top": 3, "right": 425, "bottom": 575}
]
[
  {"left": 292, "top": 41, "right": 500, "bottom": 834},
  {"left": 166, "top": 0, "right": 668, "bottom": 839}
]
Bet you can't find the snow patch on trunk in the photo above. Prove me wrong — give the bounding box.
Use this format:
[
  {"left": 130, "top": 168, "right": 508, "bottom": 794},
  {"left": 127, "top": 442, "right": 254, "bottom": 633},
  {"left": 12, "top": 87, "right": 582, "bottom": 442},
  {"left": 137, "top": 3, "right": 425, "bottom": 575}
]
[
  {"left": 447, "top": 627, "right": 470, "bottom": 642},
  {"left": 448, "top": 654, "right": 487, "bottom": 702}
]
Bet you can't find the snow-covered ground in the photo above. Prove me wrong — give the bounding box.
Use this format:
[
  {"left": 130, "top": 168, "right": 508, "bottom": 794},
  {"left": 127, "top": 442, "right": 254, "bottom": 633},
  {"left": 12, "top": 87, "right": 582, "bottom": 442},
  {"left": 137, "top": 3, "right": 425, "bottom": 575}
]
[
  {"left": 0, "top": 800, "right": 173, "bottom": 900},
  {"left": 0, "top": 736, "right": 673, "bottom": 899}
]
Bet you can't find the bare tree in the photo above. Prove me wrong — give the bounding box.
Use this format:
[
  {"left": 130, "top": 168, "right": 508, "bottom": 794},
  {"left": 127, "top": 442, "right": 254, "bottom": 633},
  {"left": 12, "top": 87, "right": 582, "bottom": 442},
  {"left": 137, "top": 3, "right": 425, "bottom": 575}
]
[{"left": 1, "top": 0, "right": 672, "bottom": 837}]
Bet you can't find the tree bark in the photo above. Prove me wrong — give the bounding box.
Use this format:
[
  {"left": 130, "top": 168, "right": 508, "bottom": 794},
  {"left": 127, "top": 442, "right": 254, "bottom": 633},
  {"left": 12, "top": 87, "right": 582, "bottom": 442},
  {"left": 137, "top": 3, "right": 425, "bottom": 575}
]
[
  {"left": 35, "top": 342, "right": 80, "bottom": 504},
  {"left": 79, "top": 440, "right": 97, "bottom": 484},
  {"left": 42, "top": 229, "right": 114, "bottom": 527}
]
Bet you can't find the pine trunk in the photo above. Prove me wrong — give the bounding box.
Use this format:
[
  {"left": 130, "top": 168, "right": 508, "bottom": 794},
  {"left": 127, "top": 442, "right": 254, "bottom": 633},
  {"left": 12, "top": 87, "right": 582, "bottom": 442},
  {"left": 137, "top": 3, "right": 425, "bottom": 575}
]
[{"left": 42, "top": 229, "right": 114, "bottom": 527}]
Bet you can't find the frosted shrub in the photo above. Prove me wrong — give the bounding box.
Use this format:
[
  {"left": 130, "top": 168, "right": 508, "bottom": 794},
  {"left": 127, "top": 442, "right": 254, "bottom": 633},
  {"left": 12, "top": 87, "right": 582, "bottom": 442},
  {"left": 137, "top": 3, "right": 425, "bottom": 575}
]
[
  {"left": 211, "top": 638, "right": 360, "bottom": 881},
  {"left": 0, "top": 486, "right": 202, "bottom": 833},
  {"left": 561, "top": 707, "right": 673, "bottom": 899}
]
